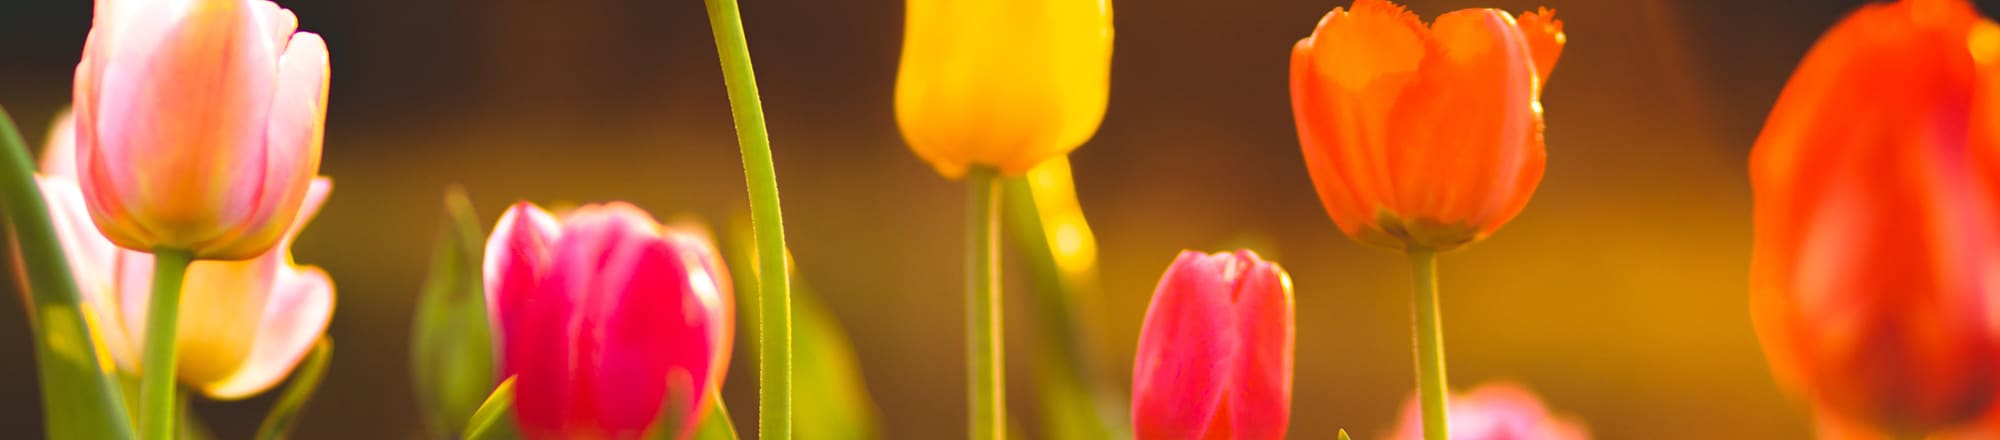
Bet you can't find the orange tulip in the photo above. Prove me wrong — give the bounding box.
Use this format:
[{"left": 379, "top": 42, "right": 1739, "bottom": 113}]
[
  {"left": 1749, "top": 0, "right": 2000, "bottom": 436},
  {"left": 1290, "top": 0, "right": 1563, "bottom": 251}
]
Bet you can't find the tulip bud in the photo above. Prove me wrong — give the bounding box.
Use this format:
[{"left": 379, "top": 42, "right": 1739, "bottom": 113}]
[
  {"left": 38, "top": 112, "right": 336, "bottom": 399},
  {"left": 1750, "top": 0, "right": 2000, "bottom": 435},
  {"left": 1131, "top": 250, "right": 1293, "bottom": 440},
  {"left": 484, "top": 202, "right": 734, "bottom": 440},
  {"left": 894, "top": 0, "right": 1113, "bottom": 178},
  {"left": 73, "top": 0, "right": 330, "bottom": 260},
  {"left": 1387, "top": 383, "right": 1589, "bottom": 440},
  {"left": 1290, "top": 0, "right": 1563, "bottom": 251}
]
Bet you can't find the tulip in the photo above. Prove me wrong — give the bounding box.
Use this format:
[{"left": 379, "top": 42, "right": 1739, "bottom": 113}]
[
  {"left": 1386, "top": 383, "right": 1589, "bottom": 440},
  {"left": 1749, "top": 0, "right": 2000, "bottom": 436},
  {"left": 1290, "top": 0, "right": 1564, "bottom": 252},
  {"left": 485, "top": 201, "right": 734, "bottom": 440},
  {"left": 35, "top": 112, "right": 335, "bottom": 399},
  {"left": 73, "top": 0, "right": 330, "bottom": 260},
  {"left": 1131, "top": 250, "right": 1293, "bottom": 440},
  {"left": 894, "top": 0, "right": 1113, "bottom": 178}
]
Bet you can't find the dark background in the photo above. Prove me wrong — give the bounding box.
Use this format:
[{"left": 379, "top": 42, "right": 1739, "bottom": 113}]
[{"left": 5, "top": 0, "right": 1996, "bottom": 438}]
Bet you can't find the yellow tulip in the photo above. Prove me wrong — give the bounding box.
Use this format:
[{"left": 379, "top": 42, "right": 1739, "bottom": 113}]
[{"left": 895, "top": 0, "right": 1114, "bottom": 178}]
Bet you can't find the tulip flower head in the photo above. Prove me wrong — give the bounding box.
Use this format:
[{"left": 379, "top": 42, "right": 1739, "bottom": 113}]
[
  {"left": 894, "top": 0, "right": 1114, "bottom": 178},
  {"left": 1749, "top": 0, "right": 2000, "bottom": 435},
  {"left": 1290, "top": 0, "right": 1563, "bottom": 252},
  {"left": 1131, "top": 250, "right": 1294, "bottom": 440},
  {"left": 73, "top": 0, "right": 330, "bottom": 260},
  {"left": 485, "top": 202, "right": 734, "bottom": 440},
  {"left": 37, "top": 111, "right": 335, "bottom": 399},
  {"left": 1386, "top": 382, "right": 1589, "bottom": 440}
]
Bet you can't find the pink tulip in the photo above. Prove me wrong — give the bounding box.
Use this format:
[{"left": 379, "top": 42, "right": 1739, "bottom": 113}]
[
  {"left": 484, "top": 201, "right": 734, "bottom": 440},
  {"left": 36, "top": 111, "right": 335, "bottom": 399},
  {"left": 1132, "top": 250, "right": 1294, "bottom": 440},
  {"left": 1387, "top": 383, "right": 1589, "bottom": 440},
  {"left": 73, "top": 0, "right": 330, "bottom": 260}
]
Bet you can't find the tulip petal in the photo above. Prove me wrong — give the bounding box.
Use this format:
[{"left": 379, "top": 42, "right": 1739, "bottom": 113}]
[
  {"left": 198, "top": 265, "right": 333, "bottom": 399},
  {"left": 1225, "top": 253, "right": 1293, "bottom": 440},
  {"left": 39, "top": 109, "right": 78, "bottom": 178},
  {"left": 36, "top": 176, "right": 140, "bottom": 370},
  {"left": 85, "top": 0, "right": 278, "bottom": 250},
  {"left": 485, "top": 202, "right": 561, "bottom": 378},
  {"left": 1387, "top": 8, "right": 1538, "bottom": 233},
  {"left": 1515, "top": 8, "right": 1565, "bottom": 89},
  {"left": 1131, "top": 251, "right": 1237, "bottom": 439}
]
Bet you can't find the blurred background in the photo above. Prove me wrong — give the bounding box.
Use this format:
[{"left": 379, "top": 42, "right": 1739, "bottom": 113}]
[{"left": 5, "top": 0, "right": 1994, "bottom": 438}]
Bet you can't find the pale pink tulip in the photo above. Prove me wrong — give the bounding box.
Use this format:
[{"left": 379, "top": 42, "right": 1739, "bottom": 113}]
[
  {"left": 37, "top": 113, "right": 335, "bottom": 399},
  {"left": 1387, "top": 383, "right": 1589, "bottom": 440},
  {"left": 73, "top": 0, "right": 330, "bottom": 259}
]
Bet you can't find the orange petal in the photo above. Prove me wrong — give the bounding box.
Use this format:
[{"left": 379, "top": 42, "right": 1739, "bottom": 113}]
[
  {"left": 1516, "top": 8, "right": 1565, "bottom": 88},
  {"left": 1386, "top": 8, "right": 1538, "bottom": 230}
]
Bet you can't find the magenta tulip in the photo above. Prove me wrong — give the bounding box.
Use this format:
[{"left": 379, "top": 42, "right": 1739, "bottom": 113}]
[
  {"left": 484, "top": 201, "right": 734, "bottom": 440},
  {"left": 1132, "top": 250, "right": 1295, "bottom": 440},
  {"left": 73, "top": 0, "right": 329, "bottom": 259}
]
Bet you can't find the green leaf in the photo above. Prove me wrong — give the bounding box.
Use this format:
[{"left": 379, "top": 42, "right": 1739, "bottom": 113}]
[
  {"left": 411, "top": 187, "right": 497, "bottom": 437},
  {"left": 0, "top": 106, "right": 136, "bottom": 439},
  {"left": 724, "top": 214, "right": 884, "bottom": 440},
  {"left": 1001, "top": 170, "right": 1130, "bottom": 440},
  {"left": 464, "top": 376, "right": 519, "bottom": 440},
  {"left": 691, "top": 392, "right": 740, "bottom": 440},
  {"left": 255, "top": 338, "right": 333, "bottom": 440}
]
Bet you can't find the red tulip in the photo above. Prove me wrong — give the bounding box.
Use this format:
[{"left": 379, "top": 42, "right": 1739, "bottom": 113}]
[
  {"left": 1749, "top": 0, "right": 2000, "bottom": 435},
  {"left": 1131, "top": 250, "right": 1294, "bottom": 440},
  {"left": 484, "top": 202, "right": 734, "bottom": 440},
  {"left": 1386, "top": 383, "right": 1588, "bottom": 440},
  {"left": 73, "top": 0, "right": 329, "bottom": 259},
  {"left": 1289, "top": 0, "right": 1563, "bottom": 251}
]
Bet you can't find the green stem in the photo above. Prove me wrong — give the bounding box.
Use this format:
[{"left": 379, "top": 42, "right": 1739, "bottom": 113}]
[
  {"left": 0, "top": 106, "right": 136, "bottom": 439},
  {"left": 1408, "top": 248, "right": 1448, "bottom": 440},
  {"left": 698, "top": 1, "right": 792, "bottom": 438},
  {"left": 140, "top": 248, "right": 192, "bottom": 440},
  {"left": 966, "top": 166, "right": 1003, "bottom": 440}
]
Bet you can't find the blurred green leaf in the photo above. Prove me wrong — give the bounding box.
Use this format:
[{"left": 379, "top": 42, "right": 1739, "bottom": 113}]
[
  {"left": 0, "top": 106, "right": 136, "bottom": 439},
  {"left": 412, "top": 187, "right": 497, "bottom": 437},
  {"left": 691, "top": 392, "right": 740, "bottom": 440},
  {"left": 1002, "top": 168, "right": 1130, "bottom": 440},
  {"left": 464, "top": 376, "right": 519, "bottom": 440},
  {"left": 725, "top": 214, "right": 883, "bottom": 440},
  {"left": 256, "top": 338, "right": 333, "bottom": 440}
]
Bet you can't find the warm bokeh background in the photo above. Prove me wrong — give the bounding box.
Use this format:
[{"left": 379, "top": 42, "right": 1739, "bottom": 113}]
[{"left": 5, "top": 0, "right": 1993, "bottom": 438}]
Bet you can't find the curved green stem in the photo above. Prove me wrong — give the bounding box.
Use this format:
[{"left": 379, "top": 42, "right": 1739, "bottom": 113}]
[
  {"left": 966, "top": 166, "right": 1003, "bottom": 440},
  {"left": 698, "top": 1, "right": 792, "bottom": 438},
  {"left": 140, "top": 248, "right": 193, "bottom": 440},
  {"left": 1408, "top": 248, "right": 1448, "bottom": 440},
  {"left": 0, "top": 107, "right": 135, "bottom": 440}
]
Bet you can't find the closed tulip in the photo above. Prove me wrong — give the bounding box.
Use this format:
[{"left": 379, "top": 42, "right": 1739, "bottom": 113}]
[
  {"left": 1131, "top": 250, "right": 1293, "bottom": 440},
  {"left": 894, "top": 0, "right": 1113, "bottom": 178},
  {"left": 1387, "top": 383, "right": 1589, "bottom": 440},
  {"left": 36, "top": 112, "right": 335, "bottom": 399},
  {"left": 1749, "top": 0, "right": 2000, "bottom": 436},
  {"left": 73, "top": 0, "right": 330, "bottom": 259},
  {"left": 485, "top": 202, "right": 734, "bottom": 440},
  {"left": 1290, "top": 0, "right": 1563, "bottom": 251}
]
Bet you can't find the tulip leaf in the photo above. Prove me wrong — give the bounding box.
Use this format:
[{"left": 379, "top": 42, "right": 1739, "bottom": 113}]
[
  {"left": 411, "top": 187, "right": 497, "bottom": 436},
  {"left": 0, "top": 107, "right": 136, "bottom": 439},
  {"left": 255, "top": 337, "right": 332, "bottom": 440},
  {"left": 725, "top": 214, "right": 884, "bottom": 440},
  {"left": 692, "top": 392, "right": 740, "bottom": 440},
  {"left": 1002, "top": 170, "right": 1131, "bottom": 440},
  {"left": 464, "top": 376, "right": 520, "bottom": 440}
]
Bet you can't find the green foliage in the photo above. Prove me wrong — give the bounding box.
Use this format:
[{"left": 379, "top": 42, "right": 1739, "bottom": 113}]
[
  {"left": 411, "top": 188, "right": 498, "bottom": 437},
  {"left": 0, "top": 106, "right": 136, "bottom": 439},
  {"left": 256, "top": 338, "right": 333, "bottom": 440},
  {"left": 725, "top": 214, "right": 884, "bottom": 440}
]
